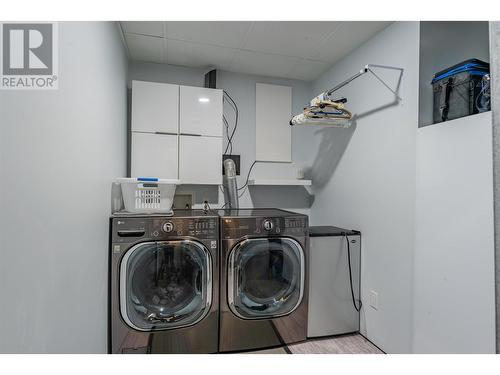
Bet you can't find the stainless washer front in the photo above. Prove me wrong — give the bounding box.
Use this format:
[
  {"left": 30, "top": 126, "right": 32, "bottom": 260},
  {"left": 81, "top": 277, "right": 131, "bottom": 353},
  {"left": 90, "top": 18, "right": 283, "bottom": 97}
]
[
  {"left": 109, "top": 210, "right": 219, "bottom": 354},
  {"left": 119, "top": 240, "right": 213, "bottom": 332}
]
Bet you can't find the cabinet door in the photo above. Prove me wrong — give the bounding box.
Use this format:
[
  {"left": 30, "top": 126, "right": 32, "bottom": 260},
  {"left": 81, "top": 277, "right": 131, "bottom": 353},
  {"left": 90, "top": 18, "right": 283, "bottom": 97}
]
[
  {"left": 179, "top": 136, "right": 222, "bottom": 184},
  {"left": 256, "top": 83, "right": 292, "bottom": 162},
  {"left": 131, "top": 80, "right": 179, "bottom": 134},
  {"left": 131, "top": 132, "right": 178, "bottom": 179},
  {"left": 179, "top": 86, "right": 223, "bottom": 137}
]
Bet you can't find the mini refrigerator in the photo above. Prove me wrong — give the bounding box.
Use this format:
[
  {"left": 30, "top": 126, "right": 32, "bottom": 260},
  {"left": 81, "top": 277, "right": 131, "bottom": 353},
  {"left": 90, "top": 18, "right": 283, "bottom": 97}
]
[{"left": 307, "top": 226, "right": 361, "bottom": 338}]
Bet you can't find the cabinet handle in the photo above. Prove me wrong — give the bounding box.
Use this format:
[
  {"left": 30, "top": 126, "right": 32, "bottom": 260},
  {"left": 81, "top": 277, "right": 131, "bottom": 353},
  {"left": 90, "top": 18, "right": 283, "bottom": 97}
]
[
  {"left": 179, "top": 133, "right": 202, "bottom": 137},
  {"left": 154, "top": 131, "right": 178, "bottom": 136}
]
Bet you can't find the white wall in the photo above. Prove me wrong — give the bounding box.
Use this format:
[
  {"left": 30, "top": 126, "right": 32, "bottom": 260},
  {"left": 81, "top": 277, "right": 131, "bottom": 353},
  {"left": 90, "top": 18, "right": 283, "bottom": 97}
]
[
  {"left": 0, "top": 22, "right": 127, "bottom": 353},
  {"left": 128, "top": 62, "right": 314, "bottom": 214},
  {"left": 306, "top": 22, "right": 419, "bottom": 353},
  {"left": 413, "top": 112, "right": 495, "bottom": 353}
]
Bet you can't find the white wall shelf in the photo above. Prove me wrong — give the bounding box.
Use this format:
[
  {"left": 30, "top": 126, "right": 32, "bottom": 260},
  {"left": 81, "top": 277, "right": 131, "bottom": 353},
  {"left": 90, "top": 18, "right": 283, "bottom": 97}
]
[{"left": 248, "top": 179, "right": 312, "bottom": 186}]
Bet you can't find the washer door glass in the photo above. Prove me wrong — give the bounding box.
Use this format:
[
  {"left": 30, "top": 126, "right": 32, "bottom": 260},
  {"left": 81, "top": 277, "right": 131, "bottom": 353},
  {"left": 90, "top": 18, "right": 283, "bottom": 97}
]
[
  {"left": 228, "top": 238, "right": 304, "bottom": 319},
  {"left": 120, "top": 240, "right": 212, "bottom": 331}
]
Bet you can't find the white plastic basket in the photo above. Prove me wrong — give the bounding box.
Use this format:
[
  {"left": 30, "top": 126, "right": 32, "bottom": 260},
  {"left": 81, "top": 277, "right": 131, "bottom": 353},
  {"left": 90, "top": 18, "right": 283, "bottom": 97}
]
[{"left": 117, "top": 178, "right": 180, "bottom": 214}]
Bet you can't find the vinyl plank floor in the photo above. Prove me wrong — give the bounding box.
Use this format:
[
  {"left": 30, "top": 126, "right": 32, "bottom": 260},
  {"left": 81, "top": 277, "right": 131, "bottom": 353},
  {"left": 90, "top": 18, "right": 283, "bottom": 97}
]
[
  {"left": 242, "top": 347, "right": 289, "bottom": 354},
  {"left": 288, "top": 334, "right": 383, "bottom": 354}
]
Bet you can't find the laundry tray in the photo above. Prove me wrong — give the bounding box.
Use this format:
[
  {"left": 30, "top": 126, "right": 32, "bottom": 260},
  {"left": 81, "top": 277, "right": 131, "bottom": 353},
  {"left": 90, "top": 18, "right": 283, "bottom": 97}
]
[{"left": 116, "top": 177, "right": 180, "bottom": 214}]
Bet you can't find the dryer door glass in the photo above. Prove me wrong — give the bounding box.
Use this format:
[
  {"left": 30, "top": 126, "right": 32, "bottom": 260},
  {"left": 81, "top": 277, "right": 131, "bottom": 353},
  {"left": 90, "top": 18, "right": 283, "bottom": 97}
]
[
  {"left": 228, "top": 238, "right": 304, "bottom": 319},
  {"left": 120, "top": 240, "right": 212, "bottom": 331}
]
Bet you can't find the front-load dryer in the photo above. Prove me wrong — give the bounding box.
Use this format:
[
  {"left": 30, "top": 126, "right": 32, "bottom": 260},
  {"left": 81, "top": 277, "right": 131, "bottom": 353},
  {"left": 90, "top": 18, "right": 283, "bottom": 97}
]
[
  {"left": 109, "top": 210, "right": 219, "bottom": 354},
  {"left": 218, "top": 209, "right": 309, "bottom": 352}
]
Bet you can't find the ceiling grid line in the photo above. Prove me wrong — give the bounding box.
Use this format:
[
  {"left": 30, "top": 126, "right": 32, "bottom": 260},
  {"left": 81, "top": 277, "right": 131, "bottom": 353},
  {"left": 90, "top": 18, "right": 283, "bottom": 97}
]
[{"left": 121, "top": 21, "right": 392, "bottom": 81}]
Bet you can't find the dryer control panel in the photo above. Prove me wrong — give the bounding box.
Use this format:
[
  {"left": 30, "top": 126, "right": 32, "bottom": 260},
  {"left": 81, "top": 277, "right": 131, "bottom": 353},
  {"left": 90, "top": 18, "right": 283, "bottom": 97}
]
[
  {"left": 111, "top": 215, "right": 219, "bottom": 244},
  {"left": 221, "top": 215, "right": 308, "bottom": 239}
]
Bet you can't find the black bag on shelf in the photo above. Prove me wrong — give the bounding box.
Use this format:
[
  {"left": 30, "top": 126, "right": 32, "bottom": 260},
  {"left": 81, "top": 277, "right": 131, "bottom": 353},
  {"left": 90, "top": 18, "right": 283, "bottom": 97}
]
[{"left": 432, "top": 58, "right": 490, "bottom": 124}]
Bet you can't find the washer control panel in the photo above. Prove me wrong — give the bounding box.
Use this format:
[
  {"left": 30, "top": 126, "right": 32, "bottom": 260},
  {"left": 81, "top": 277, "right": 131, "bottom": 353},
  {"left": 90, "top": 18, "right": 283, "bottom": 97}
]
[{"left": 112, "top": 216, "right": 219, "bottom": 243}]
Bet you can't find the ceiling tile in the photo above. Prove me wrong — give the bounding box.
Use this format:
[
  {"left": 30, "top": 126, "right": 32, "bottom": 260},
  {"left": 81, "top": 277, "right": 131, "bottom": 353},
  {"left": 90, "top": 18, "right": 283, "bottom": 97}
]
[
  {"left": 229, "top": 50, "right": 298, "bottom": 79},
  {"left": 165, "top": 39, "right": 236, "bottom": 71},
  {"left": 125, "top": 33, "right": 165, "bottom": 63},
  {"left": 121, "top": 21, "right": 164, "bottom": 37},
  {"left": 287, "top": 59, "right": 331, "bottom": 81},
  {"left": 242, "top": 21, "right": 340, "bottom": 59},
  {"left": 121, "top": 21, "right": 394, "bottom": 81},
  {"left": 165, "top": 21, "right": 253, "bottom": 48},
  {"left": 313, "top": 22, "right": 392, "bottom": 62}
]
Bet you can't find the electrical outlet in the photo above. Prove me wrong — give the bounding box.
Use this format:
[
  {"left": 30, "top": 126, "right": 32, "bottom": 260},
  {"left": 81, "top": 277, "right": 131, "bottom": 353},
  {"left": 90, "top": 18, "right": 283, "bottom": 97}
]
[{"left": 369, "top": 290, "right": 379, "bottom": 310}]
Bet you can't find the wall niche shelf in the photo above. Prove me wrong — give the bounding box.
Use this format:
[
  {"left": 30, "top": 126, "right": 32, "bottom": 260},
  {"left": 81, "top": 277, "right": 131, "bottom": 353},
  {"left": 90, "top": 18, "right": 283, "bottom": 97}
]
[
  {"left": 248, "top": 179, "right": 312, "bottom": 186},
  {"left": 418, "top": 21, "right": 490, "bottom": 128}
]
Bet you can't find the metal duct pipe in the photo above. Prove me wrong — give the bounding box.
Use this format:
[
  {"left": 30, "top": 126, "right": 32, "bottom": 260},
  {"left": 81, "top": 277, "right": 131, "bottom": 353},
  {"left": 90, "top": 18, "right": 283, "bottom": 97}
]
[{"left": 223, "top": 158, "right": 239, "bottom": 209}]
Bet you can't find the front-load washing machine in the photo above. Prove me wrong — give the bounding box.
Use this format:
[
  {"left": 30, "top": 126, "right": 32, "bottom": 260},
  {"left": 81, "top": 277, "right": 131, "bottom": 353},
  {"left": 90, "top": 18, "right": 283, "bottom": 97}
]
[
  {"left": 218, "top": 209, "right": 309, "bottom": 352},
  {"left": 109, "top": 210, "right": 219, "bottom": 354}
]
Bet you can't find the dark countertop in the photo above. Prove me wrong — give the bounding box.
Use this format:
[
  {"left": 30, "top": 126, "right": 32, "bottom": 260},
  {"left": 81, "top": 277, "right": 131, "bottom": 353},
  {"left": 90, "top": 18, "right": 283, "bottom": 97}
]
[{"left": 309, "top": 226, "right": 360, "bottom": 237}]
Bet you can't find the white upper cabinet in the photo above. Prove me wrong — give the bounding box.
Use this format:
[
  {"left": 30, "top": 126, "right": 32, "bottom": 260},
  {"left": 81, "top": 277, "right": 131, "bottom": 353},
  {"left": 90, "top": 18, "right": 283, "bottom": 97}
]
[
  {"left": 179, "top": 86, "right": 223, "bottom": 137},
  {"left": 131, "top": 80, "right": 179, "bottom": 134},
  {"left": 130, "top": 81, "right": 223, "bottom": 184},
  {"left": 131, "top": 132, "right": 178, "bottom": 179},
  {"left": 255, "top": 83, "right": 292, "bottom": 162},
  {"left": 179, "top": 136, "right": 222, "bottom": 185}
]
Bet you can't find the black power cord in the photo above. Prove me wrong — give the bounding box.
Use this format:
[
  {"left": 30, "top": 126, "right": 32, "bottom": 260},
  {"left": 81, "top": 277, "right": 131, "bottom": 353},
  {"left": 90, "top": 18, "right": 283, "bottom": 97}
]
[
  {"left": 343, "top": 232, "right": 362, "bottom": 312},
  {"left": 223, "top": 115, "right": 232, "bottom": 155},
  {"left": 223, "top": 90, "right": 238, "bottom": 156},
  {"left": 224, "top": 91, "right": 238, "bottom": 148},
  {"left": 203, "top": 200, "right": 218, "bottom": 214},
  {"left": 237, "top": 160, "right": 258, "bottom": 199}
]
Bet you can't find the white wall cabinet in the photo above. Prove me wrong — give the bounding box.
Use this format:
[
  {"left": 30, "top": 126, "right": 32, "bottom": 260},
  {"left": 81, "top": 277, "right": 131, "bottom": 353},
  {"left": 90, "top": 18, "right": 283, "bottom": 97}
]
[
  {"left": 131, "top": 132, "right": 178, "bottom": 179},
  {"left": 180, "top": 86, "right": 223, "bottom": 137},
  {"left": 179, "top": 136, "right": 222, "bottom": 184},
  {"left": 130, "top": 80, "right": 223, "bottom": 184},
  {"left": 131, "top": 81, "right": 179, "bottom": 134},
  {"left": 255, "top": 83, "right": 292, "bottom": 162}
]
